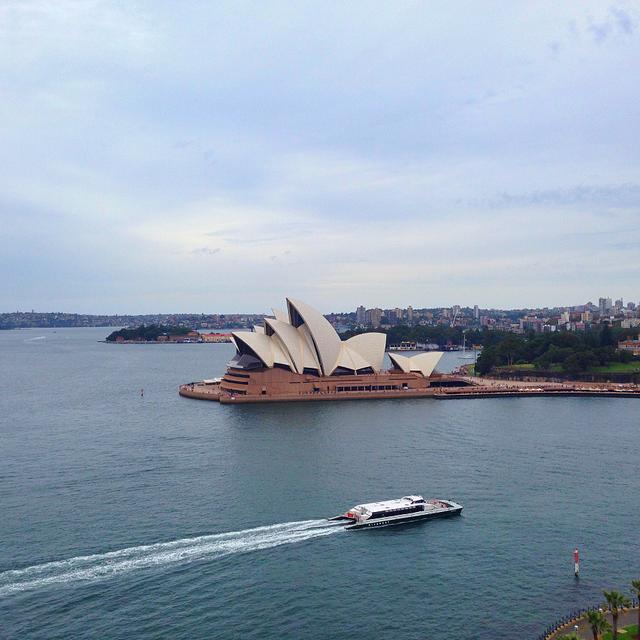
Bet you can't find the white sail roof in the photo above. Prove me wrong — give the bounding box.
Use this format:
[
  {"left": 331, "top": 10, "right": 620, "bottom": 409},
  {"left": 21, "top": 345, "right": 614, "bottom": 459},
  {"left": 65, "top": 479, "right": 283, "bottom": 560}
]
[
  {"left": 230, "top": 298, "right": 387, "bottom": 376},
  {"left": 286, "top": 298, "right": 343, "bottom": 376},
  {"left": 335, "top": 343, "right": 371, "bottom": 372},
  {"left": 388, "top": 351, "right": 443, "bottom": 377},
  {"left": 272, "top": 308, "right": 289, "bottom": 323},
  {"left": 264, "top": 317, "right": 305, "bottom": 373},
  {"left": 345, "top": 333, "right": 386, "bottom": 372},
  {"left": 232, "top": 331, "right": 277, "bottom": 368}
]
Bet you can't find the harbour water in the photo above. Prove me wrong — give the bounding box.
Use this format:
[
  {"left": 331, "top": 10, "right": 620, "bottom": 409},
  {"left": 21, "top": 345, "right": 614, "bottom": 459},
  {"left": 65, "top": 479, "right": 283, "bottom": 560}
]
[{"left": 1, "top": 328, "right": 639, "bottom": 639}]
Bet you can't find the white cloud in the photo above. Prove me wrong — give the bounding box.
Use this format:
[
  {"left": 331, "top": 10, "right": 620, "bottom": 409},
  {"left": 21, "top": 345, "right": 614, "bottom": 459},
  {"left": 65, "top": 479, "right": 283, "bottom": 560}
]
[{"left": 1, "top": 1, "right": 640, "bottom": 311}]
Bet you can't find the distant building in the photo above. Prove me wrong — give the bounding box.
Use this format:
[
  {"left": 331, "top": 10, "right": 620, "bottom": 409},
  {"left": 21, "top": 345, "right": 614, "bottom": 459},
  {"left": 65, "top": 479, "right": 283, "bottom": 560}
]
[
  {"left": 599, "top": 297, "right": 612, "bottom": 316},
  {"left": 519, "top": 316, "right": 544, "bottom": 332},
  {"left": 201, "top": 333, "right": 232, "bottom": 343},
  {"left": 618, "top": 338, "right": 640, "bottom": 355},
  {"left": 356, "top": 305, "right": 366, "bottom": 325},
  {"left": 367, "top": 308, "right": 382, "bottom": 328}
]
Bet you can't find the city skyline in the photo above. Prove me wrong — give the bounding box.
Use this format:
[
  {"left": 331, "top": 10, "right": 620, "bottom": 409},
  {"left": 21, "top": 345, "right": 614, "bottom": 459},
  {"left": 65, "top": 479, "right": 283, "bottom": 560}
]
[
  {"left": 2, "top": 292, "right": 640, "bottom": 315},
  {"left": 2, "top": 2, "right": 640, "bottom": 313},
  {"left": 3, "top": 292, "right": 639, "bottom": 332}
]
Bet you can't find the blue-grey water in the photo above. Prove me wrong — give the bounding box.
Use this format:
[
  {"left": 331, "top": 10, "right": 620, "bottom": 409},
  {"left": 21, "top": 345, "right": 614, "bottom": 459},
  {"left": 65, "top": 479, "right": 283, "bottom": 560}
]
[{"left": 1, "top": 328, "right": 639, "bottom": 639}]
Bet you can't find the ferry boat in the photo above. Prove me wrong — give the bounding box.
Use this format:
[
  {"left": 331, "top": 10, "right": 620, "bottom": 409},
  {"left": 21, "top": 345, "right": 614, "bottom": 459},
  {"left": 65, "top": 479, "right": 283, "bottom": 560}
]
[{"left": 329, "top": 495, "right": 462, "bottom": 530}]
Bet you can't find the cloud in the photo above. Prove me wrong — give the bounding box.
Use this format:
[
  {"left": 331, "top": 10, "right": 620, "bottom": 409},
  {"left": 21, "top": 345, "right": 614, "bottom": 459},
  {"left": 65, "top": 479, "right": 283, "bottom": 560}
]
[
  {"left": 190, "top": 247, "right": 221, "bottom": 256},
  {"left": 1, "top": 1, "right": 640, "bottom": 311},
  {"left": 611, "top": 6, "right": 634, "bottom": 35},
  {"left": 478, "top": 184, "right": 640, "bottom": 209}
]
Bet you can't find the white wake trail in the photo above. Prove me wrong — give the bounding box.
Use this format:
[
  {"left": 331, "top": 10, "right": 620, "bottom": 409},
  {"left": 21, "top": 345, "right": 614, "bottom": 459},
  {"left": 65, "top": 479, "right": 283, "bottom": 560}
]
[{"left": 0, "top": 520, "right": 341, "bottom": 596}]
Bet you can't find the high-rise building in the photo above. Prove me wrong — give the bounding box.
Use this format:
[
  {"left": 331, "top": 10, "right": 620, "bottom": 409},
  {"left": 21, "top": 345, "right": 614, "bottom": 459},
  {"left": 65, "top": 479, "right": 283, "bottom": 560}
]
[
  {"left": 356, "top": 305, "right": 366, "bottom": 325},
  {"left": 474, "top": 305, "right": 479, "bottom": 321},
  {"left": 598, "top": 297, "right": 612, "bottom": 316},
  {"left": 406, "top": 306, "right": 414, "bottom": 324},
  {"left": 370, "top": 308, "right": 382, "bottom": 328}
]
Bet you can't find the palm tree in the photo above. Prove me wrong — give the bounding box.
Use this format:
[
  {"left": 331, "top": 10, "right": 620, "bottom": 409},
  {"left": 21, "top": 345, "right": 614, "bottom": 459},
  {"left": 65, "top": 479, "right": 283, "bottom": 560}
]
[
  {"left": 586, "top": 609, "right": 611, "bottom": 640},
  {"left": 631, "top": 580, "right": 640, "bottom": 639},
  {"left": 604, "top": 590, "right": 632, "bottom": 640}
]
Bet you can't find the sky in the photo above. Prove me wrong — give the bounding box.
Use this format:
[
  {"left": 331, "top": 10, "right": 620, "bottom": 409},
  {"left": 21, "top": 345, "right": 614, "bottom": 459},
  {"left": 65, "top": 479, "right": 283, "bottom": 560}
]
[{"left": 1, "top": 1, "right": 639, "bottom": 314}]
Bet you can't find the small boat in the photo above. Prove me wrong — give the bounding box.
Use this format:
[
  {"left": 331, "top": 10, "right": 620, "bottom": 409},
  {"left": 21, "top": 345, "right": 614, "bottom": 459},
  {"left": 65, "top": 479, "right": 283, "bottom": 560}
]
[{"left": 329, "top": 495, "right": 462, "bottom": 530}]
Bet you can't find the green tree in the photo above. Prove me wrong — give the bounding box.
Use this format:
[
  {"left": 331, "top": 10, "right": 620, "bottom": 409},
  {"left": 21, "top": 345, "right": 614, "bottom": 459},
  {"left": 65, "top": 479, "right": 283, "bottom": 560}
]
[
  {"left": 600, "top": 323, "right": 614, "bottom": 347},
  {"left": 496, "top": 333, "right": 523, "bottom": 366},
  {"left": 558, "top": 633, "right": 581, "bottom": 640},
  {"left": 603, "top": 590, "right": 631, "bottom": 640},
  {"left": 475, "top": 345, "right": 497, "bottom": 375},
  {"left": 534, "top": 352, "right": 552, "bottom": 369},
  {"left": 586, "top": 609, "right": 611, "bottom": 640},
  {"left": 563, "top": 353, "right": 584, "bottom": 376},
  {"left": 631, "top": 579, "right": 640, "bottom": 639}
]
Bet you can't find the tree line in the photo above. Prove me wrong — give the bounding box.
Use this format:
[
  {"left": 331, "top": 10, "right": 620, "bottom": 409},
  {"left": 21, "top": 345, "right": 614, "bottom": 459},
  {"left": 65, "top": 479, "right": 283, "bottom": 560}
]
[
  {"left": 342, "top": 324, "right": 638, "bottom": 376},
  {"left": 475, "top": 325, "right": 637, "bottom": 375}
]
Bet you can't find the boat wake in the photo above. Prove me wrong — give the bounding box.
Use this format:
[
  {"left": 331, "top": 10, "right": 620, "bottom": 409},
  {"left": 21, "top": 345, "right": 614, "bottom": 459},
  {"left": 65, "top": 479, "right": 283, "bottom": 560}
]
[{"left": 0, "top": 520, "right": 340, "bottom": 596}]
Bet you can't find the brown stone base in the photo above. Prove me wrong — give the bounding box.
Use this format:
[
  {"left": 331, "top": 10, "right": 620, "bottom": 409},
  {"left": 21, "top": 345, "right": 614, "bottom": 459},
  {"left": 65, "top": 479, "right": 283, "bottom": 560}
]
[{"left": 178, "top": 375, "right": 640, "bottom": 404}]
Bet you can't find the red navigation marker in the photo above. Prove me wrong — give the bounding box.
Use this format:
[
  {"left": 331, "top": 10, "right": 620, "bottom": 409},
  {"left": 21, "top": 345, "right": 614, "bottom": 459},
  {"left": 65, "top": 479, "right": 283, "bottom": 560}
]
[{"left": 574, "top": 548, "right": 580, "bottom": 577}]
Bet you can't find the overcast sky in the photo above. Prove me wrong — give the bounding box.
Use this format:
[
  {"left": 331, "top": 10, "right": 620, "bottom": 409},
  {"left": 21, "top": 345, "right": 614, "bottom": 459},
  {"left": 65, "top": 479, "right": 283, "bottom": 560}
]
[{"left": 1, "top": 1, "right": 639, "bottom": 313}]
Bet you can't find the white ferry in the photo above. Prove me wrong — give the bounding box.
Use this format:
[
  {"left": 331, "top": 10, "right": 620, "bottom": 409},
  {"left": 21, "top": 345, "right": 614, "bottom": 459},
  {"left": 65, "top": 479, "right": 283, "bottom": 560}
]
[{"left": 329, "top": 495, "right": 462, "bottom": 530}]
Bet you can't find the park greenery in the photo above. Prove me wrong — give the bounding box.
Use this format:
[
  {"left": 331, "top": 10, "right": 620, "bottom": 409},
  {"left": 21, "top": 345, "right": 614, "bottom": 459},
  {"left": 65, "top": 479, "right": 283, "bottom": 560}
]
[
  {"left": 105, "top": 325, "right": 190, "bottom": 342},
  {"left": 475, "top": 325, "right": 639, "bottom": 376},
  {"left": 343, "top": 324, "right": 639, "bottom": 377},
  {"left": 558, "top": 580, "right": 640, "bottom": 640},
  {"left": 557, "top": 582, "right": 637, "bottom": 640}
]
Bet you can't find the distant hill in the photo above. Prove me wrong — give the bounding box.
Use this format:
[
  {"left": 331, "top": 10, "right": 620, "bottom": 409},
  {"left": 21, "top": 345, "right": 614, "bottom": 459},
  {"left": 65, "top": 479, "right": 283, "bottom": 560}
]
[{"left": 0, "top": 311, "right": 260, "bottom": 330}]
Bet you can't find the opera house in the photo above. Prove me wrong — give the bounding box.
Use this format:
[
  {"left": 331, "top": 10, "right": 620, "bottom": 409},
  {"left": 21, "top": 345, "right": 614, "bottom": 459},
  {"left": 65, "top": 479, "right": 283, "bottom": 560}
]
[{"left": 180, "top": 298, "right": 448, "bottom": 404}]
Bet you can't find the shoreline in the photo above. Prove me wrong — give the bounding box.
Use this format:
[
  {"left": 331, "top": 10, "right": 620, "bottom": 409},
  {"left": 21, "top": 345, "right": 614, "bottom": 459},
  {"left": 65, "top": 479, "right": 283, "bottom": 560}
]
[{"left": 179, "top": 376, "right": 640, "bottom": 404}]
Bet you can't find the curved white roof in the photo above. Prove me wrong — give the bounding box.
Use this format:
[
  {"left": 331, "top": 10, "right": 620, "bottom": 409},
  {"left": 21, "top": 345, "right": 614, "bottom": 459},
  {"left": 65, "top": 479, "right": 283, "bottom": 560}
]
[
  {"left": 232, "top": 331, "right": 277, "bottom": 368},
  {"left": 286, "top": 298, "right": 342, "bottom": 376},
  {"left": 345, "top": 333, "right": 387, "bottom": 372},
  {"left": 230, "top": 298, "right": 387, "bottom": 376},
  {"left": 298, "top": 323, "right": 322, "bottom": 372},
  {"left": 272, "top": 308, "right": 289, "bottom": 323},
  {"left": 336, "top": 344, "right": 371, "bottom": 372},
  {"left": 264, "top": 317, "right": 305, "bottom": 373},
  {"left": 388, "top": 351, "right": 443, "bottom": 377}
]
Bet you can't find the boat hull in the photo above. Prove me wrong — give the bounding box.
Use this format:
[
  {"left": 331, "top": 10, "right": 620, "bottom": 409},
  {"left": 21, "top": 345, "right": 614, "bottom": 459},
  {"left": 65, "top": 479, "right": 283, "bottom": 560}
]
[{"left": 343, "top": 505, "right": 462, "bottom": 530}]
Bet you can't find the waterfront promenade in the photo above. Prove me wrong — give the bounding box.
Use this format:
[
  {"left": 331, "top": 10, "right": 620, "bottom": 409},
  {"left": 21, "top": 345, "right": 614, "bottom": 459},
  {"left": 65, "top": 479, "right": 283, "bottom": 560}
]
[
  {"left": 179, "top": 376, "right": 640, "bottom": 403},
  {"left": 544, "top": 606, "right": 638, "bottom": 639}
]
